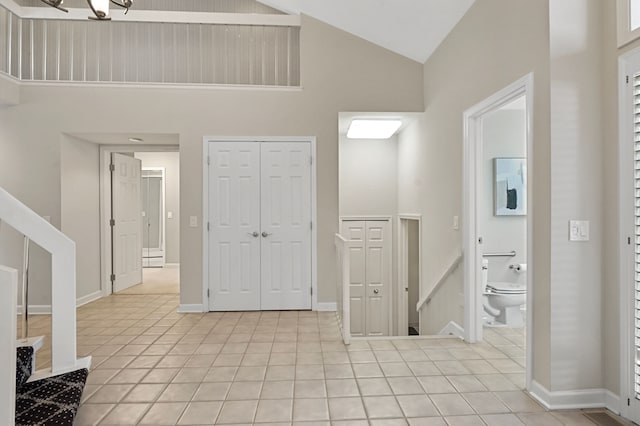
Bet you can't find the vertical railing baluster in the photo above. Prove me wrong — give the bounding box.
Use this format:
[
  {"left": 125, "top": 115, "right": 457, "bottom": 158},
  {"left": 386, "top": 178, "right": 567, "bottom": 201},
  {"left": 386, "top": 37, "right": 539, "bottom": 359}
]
[{"left": 21, "top": 236, "right": 29, "bottom": 341}]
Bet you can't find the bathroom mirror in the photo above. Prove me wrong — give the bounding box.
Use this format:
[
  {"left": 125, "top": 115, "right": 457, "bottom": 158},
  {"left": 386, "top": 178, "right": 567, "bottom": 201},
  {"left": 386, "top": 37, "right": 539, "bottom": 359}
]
[{"left": 494, "top": 157, "right": 527, "bottom": 216}]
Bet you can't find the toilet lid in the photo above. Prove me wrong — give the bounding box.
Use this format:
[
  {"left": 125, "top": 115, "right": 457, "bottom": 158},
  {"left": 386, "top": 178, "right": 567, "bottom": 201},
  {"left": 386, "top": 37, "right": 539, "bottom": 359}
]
[{"left": 486, "top": 282, "right": 526, "bottom": 294}]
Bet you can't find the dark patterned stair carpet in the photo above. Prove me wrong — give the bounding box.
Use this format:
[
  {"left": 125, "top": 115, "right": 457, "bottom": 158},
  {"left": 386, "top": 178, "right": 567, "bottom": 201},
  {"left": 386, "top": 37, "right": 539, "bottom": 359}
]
[
  {"left": 15, "top": 368, "right": 88, "bottom": 426},
  {"left": 16, "top": 346, "right": 34, "bottom": 389}
]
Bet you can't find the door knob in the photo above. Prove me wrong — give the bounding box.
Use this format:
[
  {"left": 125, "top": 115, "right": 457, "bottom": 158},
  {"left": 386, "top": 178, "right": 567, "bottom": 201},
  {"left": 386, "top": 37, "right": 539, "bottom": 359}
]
[
  {"left": 262, "top": 231, "right": 272, "bottom": 238},
  {"left": 247, "top": 232, "right": 259, "bottom": 238},
  {"left": 373, "top": 289, "right": 379, "bottom": 294}
]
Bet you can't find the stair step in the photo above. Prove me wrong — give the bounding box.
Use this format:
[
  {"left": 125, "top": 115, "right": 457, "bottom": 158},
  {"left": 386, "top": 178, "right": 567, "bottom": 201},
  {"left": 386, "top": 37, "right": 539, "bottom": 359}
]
[
  {"left": 15, "top": 368, "right": 88, "bottom": 426},
  {"left": 16, "top": 336, "right": 45, "bottom": 353}
]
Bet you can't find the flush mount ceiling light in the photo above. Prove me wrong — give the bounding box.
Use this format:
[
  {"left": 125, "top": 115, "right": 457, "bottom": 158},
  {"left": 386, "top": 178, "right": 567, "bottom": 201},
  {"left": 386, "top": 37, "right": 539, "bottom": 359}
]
[
  {"left": 128, "top": 137, "right": 143, "bottom": 143},
  {"left": 346, "top": 119, "right": 403, "bottom": 139},
  {"left": 40, "top": 0, "right": 133, "bottom": 20}
]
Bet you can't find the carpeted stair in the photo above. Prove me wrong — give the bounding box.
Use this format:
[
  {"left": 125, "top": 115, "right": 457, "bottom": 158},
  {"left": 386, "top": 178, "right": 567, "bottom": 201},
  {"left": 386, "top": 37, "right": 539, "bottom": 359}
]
[{"left": 15, "top": 346, "right": 88, "bottom": 426}]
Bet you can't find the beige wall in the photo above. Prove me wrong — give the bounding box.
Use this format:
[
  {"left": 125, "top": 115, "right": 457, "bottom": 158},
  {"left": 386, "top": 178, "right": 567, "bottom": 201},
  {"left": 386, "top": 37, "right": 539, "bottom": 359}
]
[
  {"left": 339, "top": 136, "right": 398, "bottom": 218},
  {"left": 61, "top": 135, "right": 101, "bottom": 301},
  {"left": 399, "top": 0, "right": 552, "bottom": 387},
  {"left": 135, "top": 152, "right": 180, "bottom": 264},
  {"left": 0, "top": 16, "right": 424, "bottom": 309}
]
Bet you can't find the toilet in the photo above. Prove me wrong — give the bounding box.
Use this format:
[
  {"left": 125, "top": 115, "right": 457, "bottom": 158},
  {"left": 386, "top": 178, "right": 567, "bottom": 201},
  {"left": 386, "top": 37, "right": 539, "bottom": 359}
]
[{"left": 482, "top": 259, "right": 526, "bottom": 327}]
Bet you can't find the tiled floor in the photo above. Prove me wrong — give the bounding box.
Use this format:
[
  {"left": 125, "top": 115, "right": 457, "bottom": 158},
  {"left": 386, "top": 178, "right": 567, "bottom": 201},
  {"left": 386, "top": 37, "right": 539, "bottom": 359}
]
[
  {"left": 117, "top": 266, "right": 180, "bottom": 295},
  {"left": 21, "top": 294, "right": 627, "bottom": 425}
]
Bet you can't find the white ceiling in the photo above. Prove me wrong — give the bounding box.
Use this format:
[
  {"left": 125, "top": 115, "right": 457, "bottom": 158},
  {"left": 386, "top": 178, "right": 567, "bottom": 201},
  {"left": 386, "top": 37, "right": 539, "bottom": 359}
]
[{"left": 256, "top": 0, "right": 476, "bottom": 63}]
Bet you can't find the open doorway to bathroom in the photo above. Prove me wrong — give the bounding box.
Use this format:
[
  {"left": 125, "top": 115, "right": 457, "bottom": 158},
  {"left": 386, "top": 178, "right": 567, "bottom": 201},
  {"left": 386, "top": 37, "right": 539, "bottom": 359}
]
[{"left": 463, "top": 74, "right": 533, "bottom": 391}]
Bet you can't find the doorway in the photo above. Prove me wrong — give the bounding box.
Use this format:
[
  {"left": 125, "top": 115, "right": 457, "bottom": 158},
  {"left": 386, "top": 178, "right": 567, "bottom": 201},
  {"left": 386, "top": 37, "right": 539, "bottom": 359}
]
[
  {"left": 463, "top": 74, "right": 533, "bottom": 390},
  {"left": 100, "top": 145, "right": 180, "bottom": 297},
  {"left": 398, "top": 215, "right": 422, "bottom": 337},
  {"left": 203, "top": 138, "right": 317, "bottom": 312}
]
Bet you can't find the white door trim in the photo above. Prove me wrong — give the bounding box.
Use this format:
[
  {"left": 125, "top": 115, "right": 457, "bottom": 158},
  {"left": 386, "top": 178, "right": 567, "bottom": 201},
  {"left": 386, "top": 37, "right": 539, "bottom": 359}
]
[
  {"left": 142, "top": 167, "right": 166, "bottom": 267},
  {"left": 617, "top": 48, "right": 640, "bottom": 420},
  {"left": 99, "top": 145, "right": 179, "bottom": 297},
  {"left": 202, "top": 136, "right": 318, "bottom": 312},
  {"left": 398, "top": 214, "right": 422, "bottom": 337},
  {"left": 462, "top": 73, "right": 534, "bottom": 389}
]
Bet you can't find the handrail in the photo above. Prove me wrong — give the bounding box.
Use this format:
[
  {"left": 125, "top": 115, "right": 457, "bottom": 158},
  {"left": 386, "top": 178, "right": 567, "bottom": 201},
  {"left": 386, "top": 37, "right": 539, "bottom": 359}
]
[
  {"left": 21, "top": 236, "right": 30, "bottom": 340},
  {"left": 0, "top": 186, "right": 89, "bottom": 375},
  {"left": 416, "top": 252, "right": 463, "bottom": 312}
]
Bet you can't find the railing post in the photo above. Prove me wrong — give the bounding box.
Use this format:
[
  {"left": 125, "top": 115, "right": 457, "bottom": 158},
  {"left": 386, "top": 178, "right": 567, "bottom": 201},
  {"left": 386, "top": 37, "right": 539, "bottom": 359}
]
[
  {"left": 0, "top": 266, "right": 18, "bottom": 426},
  {"left": 21, "top": 236, "right": 30, "bottom": 341}
]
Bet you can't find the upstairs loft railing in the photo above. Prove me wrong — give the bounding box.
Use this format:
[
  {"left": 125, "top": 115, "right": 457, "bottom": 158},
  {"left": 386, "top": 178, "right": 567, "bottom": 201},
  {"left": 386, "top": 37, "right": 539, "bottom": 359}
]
[{"left": 0, "top": 185, "right": 90, "bottom": 377}]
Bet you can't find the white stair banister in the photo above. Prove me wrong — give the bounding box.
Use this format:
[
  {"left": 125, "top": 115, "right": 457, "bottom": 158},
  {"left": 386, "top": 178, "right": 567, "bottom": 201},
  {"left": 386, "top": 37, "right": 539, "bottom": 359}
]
[
  {"left": 416, "top": 252, "right": 463, "bottom": 313},
  {"left": 0, "top": 266, "right": 17, "bottom": 426},
  {"left": 0, "top": 186, "right": 88, "bottom": 375},
  {"left": 335, "top": 234, "right": 351, "bottom": 345}
]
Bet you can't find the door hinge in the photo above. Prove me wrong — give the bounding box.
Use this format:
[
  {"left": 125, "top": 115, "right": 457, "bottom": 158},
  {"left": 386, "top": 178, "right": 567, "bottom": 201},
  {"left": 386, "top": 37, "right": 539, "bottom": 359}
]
[
  {"left": 207, "top": 222, "right": 210, "bottom": 231},
  {"left": 109, "top": 163, "right": 115, "bottom": 172},
  {"left": 310, "top": 221, "right": 313, "bottom": 230},
  {"left": 207, "top": 156, "right": 210, "bottom": 166},
  {"left": 110, "top": 274, "right": 115, "bottom": 282},
  {"left": 629, "top": 236, "right": 632, "bottom": 245},
  {"left": 310, "top": 156, "right": 313, "bottom": 166},
  {"left": 207, "top": 289, "right": 210, "bottom": 298},
  {"left": 310, "top": 287, "right": 313, "bottom": 296},
  {"left": 110, "top": 218, "right": 115, "bottom": 227},
  {"left": 627, "top": 75, "right": 630, "bottom": 84},
  {"left": 628, "top": 398, "right": 631, "bottom": 406}
]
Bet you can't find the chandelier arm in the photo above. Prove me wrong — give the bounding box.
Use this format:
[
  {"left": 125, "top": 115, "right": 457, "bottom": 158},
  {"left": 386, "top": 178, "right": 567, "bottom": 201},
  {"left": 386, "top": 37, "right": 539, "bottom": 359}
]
[
  {"left": 40, "top": 0, "right": 68, "bottom": 12},
  {"left": 86, "top": 0, "right": 109, "bottom": 20},
  {"left": 110, "top": 0, "right": 132, "bottom": 12}
]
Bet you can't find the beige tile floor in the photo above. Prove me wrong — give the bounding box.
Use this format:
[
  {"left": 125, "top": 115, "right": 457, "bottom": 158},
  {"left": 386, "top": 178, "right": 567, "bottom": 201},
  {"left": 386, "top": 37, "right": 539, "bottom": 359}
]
[
  {"left": 117, "top": 266, "right": 180, "bottom": 295},
  {"left": 19, "top": 294, "right": 627, "bottom": 425}
]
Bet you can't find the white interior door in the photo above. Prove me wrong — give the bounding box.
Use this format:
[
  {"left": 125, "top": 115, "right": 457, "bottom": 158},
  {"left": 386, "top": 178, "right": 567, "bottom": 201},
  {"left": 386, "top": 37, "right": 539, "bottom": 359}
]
[
  {"left": 111, "top": 153, "right": 143, "bottom": 292},
  {"left": 260, "top": 142, "right": 312, "bottom": 310},
  {"left": 341, "top": 221, "right": 366, "bottom": 337},
  {"left": 365, "top": 221, "right": 390, "bottom": 336},
  {"left": 208, "top": 142, "right": 262, "bottom": 311},
  {"left": 341, "top": 220, "right": 390, "bottom": 336}
]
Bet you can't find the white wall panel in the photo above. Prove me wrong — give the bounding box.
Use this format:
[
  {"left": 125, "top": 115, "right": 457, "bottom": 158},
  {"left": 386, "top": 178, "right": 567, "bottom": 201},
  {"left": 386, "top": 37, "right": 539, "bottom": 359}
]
[{"left": 0, "top": 4, "right": 300, "bottom": 86}]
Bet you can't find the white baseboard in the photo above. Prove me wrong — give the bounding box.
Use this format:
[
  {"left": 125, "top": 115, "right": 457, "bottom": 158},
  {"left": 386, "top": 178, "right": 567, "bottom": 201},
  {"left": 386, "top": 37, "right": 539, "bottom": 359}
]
[
  {"left": 178, "top": 304, "right": 205, "bottom": 313},
  {"left": 76, "top": 290, "right": 103, "bottom": 307},
  {"left": 439, "top": 321, "right": 464, "bottom": 338},
  {"left": 16, "top": 305, "right": 51, "bottom": 315},
  {"left": 315, "top": 302, "right": 337, "bottom": 312},
  {"left": 17, "top": 290, "right": 105, "bottom": 314},
  {"left": 529, "top": 380, "right": 620, "bottom": 413}
]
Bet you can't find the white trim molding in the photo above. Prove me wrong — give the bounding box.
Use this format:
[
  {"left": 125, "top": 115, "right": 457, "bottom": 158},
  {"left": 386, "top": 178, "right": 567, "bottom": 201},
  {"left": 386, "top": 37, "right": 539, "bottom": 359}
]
[
  {"left": 438, "top": 321, "right": 465, "bottom": 339},
  {"left": 16, "top": 290, "right": 105, "bottom": 315},
  {"left": 315, "top": 302, "right": 337, "bottom": 312},
  {"left": 462, "top": 72, "right": 534, "bottom": 390},
  {"left": 76, "top": 290, "right": 103, "bottom": 308},
  {"left": 529, "top": 380, "right": 620, "bottom": 414},
  {"left": 178, "top": 304, "right": 205, "bottom": 313}
]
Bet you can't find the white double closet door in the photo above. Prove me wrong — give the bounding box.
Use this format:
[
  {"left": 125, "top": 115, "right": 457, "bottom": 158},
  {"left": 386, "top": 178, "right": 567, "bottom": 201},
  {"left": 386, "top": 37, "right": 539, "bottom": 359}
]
[{"left": 208, "top": 141, "right": 312, "bottom": 311}]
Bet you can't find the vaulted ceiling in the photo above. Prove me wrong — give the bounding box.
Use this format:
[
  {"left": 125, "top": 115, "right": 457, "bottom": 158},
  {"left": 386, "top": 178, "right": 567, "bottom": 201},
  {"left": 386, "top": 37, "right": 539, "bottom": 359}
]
[{"left": 256, "top": 0, "right": 476, "bottom": 63}]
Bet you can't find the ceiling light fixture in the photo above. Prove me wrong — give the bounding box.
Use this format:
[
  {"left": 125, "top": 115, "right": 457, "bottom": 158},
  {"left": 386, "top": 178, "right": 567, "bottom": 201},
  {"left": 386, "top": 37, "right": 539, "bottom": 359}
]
[
  {"left": 128, "top": 137, "right": 143, "bottom": 143},
  {"left": 40, "top": 0, "right": 133, "bottom": 20},
  {"left": 346, "top": 119, "right": 403, "bottom": 139}
]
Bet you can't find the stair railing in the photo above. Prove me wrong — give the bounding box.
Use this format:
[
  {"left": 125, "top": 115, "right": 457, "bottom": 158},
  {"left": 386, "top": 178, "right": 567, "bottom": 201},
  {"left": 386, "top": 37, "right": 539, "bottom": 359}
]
[
  {"left": 21, "top": 236, "right": 29, "bottom": 341},
  {"left": 0, "top": 186, "right": 90, "bottom": 376},
  {"left": 416, "top": 252, "right": 463, "bottom": 312}
]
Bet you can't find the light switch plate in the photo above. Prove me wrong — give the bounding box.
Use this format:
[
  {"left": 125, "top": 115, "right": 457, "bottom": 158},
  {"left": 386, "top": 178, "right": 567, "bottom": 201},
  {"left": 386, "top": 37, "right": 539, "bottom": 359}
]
[
  {"left": 167, "top": 211, "right": 173, "bottom": 219},
  {"left": 189, "top": 216, "right": 198, "bottom": 228},
  {"left": 569, "top": 220, "right": 589, "bottom": 241},
  {"left": 453, "top": 215, "right": 459, "bottom": 230}
]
